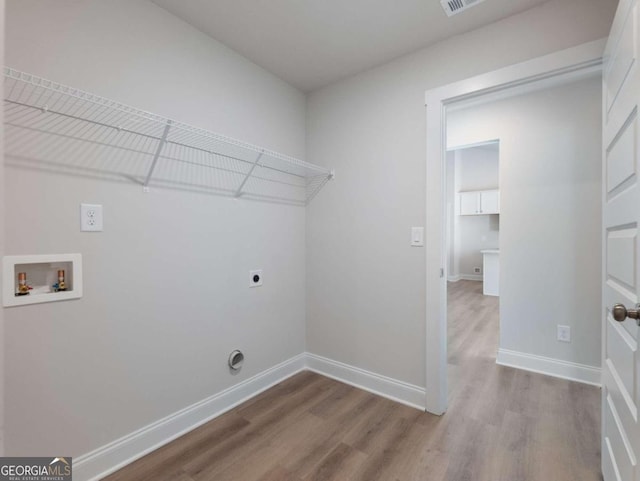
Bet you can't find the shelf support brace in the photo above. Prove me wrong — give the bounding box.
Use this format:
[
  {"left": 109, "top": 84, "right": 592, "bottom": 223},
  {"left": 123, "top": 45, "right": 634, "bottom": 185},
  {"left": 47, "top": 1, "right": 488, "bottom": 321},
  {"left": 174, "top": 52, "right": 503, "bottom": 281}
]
[
  {"left": 305, "top": 170, "right": 335, "bottom": 205},
  {"left": 235, "top": 151, "right": 264, "bottom": 198},
  {"left": 143, "top": 120, "right": 173, "bottom": 189}
]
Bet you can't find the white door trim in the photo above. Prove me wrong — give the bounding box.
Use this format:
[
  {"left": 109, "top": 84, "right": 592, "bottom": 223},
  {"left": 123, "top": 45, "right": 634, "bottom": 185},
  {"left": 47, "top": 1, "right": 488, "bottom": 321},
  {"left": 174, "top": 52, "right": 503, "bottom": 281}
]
[{"left": 424, "top": 38, "right": 606, "bottom": 415}]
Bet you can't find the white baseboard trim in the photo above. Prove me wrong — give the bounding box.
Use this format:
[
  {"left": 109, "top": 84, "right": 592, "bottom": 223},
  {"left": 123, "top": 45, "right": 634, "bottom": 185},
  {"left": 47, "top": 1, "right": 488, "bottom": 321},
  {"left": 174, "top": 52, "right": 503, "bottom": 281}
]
[
  {"left": 447, "top": 275, "right": 461, "bottom": 282},
  {"left": 74, "top": 353, "right": 307, "bottom": 481},
  {"left": 496, "top": 348, "right": 601, "bottom": 387},
  {"left": 459, "top": 274, "right": 482, "bottom": 281},
  {"left": 74, "top": 353, "right": 427, "bottom": 480},
  {"left": 305, "top": 353, "right": 426, "bottom": 411}
]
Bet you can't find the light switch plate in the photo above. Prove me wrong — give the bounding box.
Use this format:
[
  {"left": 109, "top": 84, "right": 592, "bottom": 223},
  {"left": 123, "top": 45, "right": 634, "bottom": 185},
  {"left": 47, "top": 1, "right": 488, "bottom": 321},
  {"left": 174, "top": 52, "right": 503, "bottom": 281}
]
[
  {"left": 80, "top": 203, "right": 103, "bottom": 232},
  {"left": 411, "top": 227, "right": 424, "bottom": 247}
]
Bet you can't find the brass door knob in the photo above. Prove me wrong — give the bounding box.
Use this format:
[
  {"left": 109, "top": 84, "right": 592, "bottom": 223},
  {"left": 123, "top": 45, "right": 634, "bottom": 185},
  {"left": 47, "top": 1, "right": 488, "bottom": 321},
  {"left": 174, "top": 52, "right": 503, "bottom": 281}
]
[{"left": 612, "top": 303, "right": 640, "bottom": 324}]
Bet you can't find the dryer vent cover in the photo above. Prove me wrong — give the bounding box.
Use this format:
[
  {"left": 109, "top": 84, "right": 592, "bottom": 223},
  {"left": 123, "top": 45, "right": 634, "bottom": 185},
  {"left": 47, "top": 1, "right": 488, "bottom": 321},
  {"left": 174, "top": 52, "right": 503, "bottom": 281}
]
[{"left": 228, "top": 350, "right": 245, "bottom": 370}]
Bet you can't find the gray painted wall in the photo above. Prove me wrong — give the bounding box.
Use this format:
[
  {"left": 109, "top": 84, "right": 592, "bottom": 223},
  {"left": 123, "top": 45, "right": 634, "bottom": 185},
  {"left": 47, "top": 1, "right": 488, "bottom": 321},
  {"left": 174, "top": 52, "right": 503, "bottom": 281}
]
[
  {"left": 4, "top": 0, "right": 307, "bottom": 457},
  {"left": 306, "top": 0, "right": 613, "bottom": 387}
]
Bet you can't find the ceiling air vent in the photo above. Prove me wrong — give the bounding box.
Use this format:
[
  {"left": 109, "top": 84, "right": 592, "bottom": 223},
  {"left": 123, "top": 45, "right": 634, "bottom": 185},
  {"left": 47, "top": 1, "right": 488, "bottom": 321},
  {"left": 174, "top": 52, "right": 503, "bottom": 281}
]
[{"left": 440, "top": 0, "right": 487, "bottom": 17}]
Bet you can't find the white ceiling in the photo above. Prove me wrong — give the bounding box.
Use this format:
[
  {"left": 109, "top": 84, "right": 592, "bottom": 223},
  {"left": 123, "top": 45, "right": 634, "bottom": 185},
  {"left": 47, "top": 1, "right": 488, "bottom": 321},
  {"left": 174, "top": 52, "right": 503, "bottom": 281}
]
[{"left": 152, "top": 0, "right": 551, "bottom": 92}]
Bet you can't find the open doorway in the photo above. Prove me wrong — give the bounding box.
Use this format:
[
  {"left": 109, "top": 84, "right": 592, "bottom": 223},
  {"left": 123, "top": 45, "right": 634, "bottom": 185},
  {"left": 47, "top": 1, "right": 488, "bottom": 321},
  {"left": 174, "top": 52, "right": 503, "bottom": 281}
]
[
  {"left": 432, "top": 66, "right": 602, "bottom": 414},
  {"left": 445, "top": 141, "right": 500, "bottom": 399},
  {"left": 424, "top": 41, "right": 604, "bottom": 415}
]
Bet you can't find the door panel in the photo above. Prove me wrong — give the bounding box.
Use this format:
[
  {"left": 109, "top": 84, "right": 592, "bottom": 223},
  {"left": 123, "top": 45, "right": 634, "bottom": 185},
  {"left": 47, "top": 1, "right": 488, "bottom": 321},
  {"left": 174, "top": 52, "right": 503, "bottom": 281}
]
[
  {"left": 604, "top": 361, "right": 637, "bottom": 455},
  {"left": 606, "top": 8, "right": 636, "bottom": 113},
  {"left": 603, "top": 1, "right": 640, "bottom": 480},
  {"left": 607, "top": 228, "right": 637, "bottom": 289},
  {"left": 605, "top": 393, "right": 636, "bottom": 481},
  {"left": 607, "top": 114, "right": 636, "bottom": 193},
  {"left": 606, "top": 320, "right": 638, "bottom": 417}
]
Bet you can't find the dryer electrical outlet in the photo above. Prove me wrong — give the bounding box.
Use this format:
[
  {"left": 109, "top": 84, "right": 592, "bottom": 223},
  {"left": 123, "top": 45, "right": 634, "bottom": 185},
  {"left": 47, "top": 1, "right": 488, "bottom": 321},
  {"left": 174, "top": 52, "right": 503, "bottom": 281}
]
[{"left": 249, "top": 270, "right": 263, "bottom": 287}]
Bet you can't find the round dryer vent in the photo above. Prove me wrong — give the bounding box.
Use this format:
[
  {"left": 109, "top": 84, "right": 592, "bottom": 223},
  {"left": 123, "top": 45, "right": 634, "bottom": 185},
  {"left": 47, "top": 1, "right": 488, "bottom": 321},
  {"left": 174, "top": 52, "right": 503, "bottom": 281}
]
[{"left": 228, "top": 350, "right": 245, "bottom": 371}]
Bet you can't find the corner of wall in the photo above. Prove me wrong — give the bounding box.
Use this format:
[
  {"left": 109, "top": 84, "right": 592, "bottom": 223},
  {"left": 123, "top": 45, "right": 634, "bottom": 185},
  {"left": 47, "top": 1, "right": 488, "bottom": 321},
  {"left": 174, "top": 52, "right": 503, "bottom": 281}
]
[
  {"left": 71, "top": 351, "right": 427, "bottom": 480},
  {"left": 74, "top": 354, "right": 307, "bottom": 481}
]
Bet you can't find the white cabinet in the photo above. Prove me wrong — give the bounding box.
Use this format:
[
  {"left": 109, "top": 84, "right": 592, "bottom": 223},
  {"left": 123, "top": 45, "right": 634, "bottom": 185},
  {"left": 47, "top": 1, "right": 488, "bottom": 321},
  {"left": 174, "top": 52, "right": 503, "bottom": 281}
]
[
  {"left": 458, "top": 190, "right": 500, "bottom": 215},
  {"left": 459, "top": 192, "right": 479, "bottom": 215},
  {"left": 480, "top": 190, "right": 500, "bottom": 214}
]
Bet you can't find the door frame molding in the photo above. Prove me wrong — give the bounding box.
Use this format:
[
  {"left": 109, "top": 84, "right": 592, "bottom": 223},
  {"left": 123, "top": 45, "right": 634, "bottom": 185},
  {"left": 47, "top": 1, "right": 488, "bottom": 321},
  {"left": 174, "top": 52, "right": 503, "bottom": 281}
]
[{"left": 423, "top": 38, "right": 606, "bottom": 415}]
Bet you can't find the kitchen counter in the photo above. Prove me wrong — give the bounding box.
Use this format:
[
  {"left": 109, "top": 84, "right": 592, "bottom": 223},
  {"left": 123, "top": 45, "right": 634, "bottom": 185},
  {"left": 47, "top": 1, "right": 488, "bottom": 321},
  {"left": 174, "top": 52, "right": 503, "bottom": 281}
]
[{"left": 481, "top": 249, "right": 499, "bottom": 296}]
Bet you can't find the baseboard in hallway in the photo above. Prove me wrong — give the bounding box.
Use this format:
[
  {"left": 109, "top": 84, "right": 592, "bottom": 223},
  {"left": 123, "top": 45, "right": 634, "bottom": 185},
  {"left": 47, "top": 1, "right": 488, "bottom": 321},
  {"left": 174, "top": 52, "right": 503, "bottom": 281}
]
[
  {"left": 447, "top": 278, "right": 601, "bottom": 388},
  {"left": 447, "top": 274, "right": 483, "bottom": 282},
  {"left": 496, "top": 348, "right": 601, "bottom": 387}
]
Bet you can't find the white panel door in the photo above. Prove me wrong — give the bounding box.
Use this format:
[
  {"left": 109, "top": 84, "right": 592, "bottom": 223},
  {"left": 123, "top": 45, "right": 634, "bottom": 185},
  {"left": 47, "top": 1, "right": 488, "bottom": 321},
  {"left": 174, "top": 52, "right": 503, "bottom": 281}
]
[
  {"left": 602, "top": 1, "right": 640, "bottom": 480},
  {"left": 480, "top": 190, "right": 500, "bottom": 214},
  {"left": 459, "top": 191, "right": 479, "bottom": 215}
]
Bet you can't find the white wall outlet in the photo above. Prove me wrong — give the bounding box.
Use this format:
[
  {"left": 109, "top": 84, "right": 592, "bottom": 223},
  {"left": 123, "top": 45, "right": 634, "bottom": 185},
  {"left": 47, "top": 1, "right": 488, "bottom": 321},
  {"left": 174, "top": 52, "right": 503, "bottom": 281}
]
[
  {"left": 249, "top": 270, "right": 263, "bottom": 287},
  {"left": 80, "top": 203, "right": 103, "bottom": 232},
  {"left": 411, "top": 227, "right": 424, "bottom": 247},
  {"left": 557, "top": 325, "right": 571, "bottom": 343}
]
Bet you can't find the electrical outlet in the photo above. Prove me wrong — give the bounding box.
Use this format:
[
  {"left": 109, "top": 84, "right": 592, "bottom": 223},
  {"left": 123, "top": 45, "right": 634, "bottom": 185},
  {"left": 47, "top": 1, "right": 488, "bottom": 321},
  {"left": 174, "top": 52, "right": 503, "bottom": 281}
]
[
  {"left": 80, "top": 203, "right": 103, "bottom": 232},
  {"left": 474, "top": 267, "right": 481, "bottom": 274},
  {"left": 557, "top": 325, "right": 571, "bottom": 343},
  {"left": 249, "top": 270, "right": 263, "bottom": 287}
]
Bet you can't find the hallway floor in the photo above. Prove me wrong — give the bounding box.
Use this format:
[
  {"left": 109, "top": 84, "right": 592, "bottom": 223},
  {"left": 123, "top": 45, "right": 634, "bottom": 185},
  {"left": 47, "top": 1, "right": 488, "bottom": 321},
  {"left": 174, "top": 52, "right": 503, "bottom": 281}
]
[
  {"left": 446, "top": 280, "right": 601, "bottom": 480},
  {"left": 104, "top": 280, "right": 601, "bottom": 481}
]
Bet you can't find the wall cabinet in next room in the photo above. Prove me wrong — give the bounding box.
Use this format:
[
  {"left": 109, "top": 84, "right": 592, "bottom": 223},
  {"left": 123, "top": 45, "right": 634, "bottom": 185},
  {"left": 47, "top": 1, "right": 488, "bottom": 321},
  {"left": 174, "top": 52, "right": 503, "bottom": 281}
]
[{"left": 459, "top": 190, "right": 500, "bottom": 215}]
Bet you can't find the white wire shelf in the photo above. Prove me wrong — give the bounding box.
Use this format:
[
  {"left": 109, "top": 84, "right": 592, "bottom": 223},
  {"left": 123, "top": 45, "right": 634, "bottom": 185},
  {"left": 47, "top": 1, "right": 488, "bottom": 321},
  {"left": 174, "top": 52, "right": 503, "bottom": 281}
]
[{"left": 4, "top": 67, "right": 334, "bottom": 205}]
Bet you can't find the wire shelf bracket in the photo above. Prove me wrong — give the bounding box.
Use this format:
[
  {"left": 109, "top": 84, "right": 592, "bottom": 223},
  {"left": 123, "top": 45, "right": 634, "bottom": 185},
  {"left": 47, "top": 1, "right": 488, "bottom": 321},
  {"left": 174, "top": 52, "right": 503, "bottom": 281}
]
[
  {"left": 3, "top": 67, "right": 334, "bottom": 206},
  {"left": 235, "top": 151, "right": 264, "bottom": 198},
  {"left": 143, "top": 119, "right": 172, "bottom": 189}
]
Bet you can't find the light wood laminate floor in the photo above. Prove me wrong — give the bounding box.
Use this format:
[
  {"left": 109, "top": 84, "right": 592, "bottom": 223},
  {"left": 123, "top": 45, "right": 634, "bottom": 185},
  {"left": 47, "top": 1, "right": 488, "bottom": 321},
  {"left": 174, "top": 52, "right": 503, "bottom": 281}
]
[{"left": 105, "top": 280, "right": 601, "bottom": 481}]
